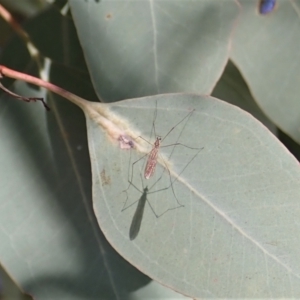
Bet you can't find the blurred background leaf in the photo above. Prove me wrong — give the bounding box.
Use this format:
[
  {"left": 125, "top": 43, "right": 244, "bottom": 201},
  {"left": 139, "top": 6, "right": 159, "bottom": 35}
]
[
  {"left": 69, "top": 0, "right": 239, "bottom": 102},
  {"left": 231, "top": 0, "right": 300, "bottom": 143}
]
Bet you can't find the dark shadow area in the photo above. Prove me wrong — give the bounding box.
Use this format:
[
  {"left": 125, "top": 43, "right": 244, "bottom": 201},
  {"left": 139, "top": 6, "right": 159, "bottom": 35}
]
[{"left": 278, "top": 129, "right": 300, "bottom": 162}]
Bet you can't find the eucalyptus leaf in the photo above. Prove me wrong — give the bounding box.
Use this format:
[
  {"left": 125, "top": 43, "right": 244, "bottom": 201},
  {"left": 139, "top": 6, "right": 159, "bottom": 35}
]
[
  {"left": 84, "top": 93, "right": 300, "bottom": 298},
  {"left": 69, "top": 0, "right": 239, "bottom": 102},
  {"left": 231, "top": 0, "right": 300, "bottom": 143}
]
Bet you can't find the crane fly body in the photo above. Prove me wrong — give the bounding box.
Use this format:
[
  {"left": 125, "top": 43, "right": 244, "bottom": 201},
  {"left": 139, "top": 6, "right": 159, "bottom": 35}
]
[{"left": 144, "top": 137, "right": 161, "bottom": 179}]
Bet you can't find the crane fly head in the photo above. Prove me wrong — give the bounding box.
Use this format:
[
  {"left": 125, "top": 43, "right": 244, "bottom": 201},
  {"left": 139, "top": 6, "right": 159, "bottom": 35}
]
[{"left": 154, "top": 136, "right": 162, "bottom": 147}]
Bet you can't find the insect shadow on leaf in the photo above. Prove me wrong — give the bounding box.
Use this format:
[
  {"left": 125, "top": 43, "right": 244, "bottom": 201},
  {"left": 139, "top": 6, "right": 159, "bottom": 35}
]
[{"left": 259, "top": 0, "right": 276, "bottom": 14}]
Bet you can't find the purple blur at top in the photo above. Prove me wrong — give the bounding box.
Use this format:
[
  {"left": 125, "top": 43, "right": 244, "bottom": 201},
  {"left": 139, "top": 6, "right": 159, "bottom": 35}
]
[{"left": 259, "top": 0, "right": 276, "bottom": 14}]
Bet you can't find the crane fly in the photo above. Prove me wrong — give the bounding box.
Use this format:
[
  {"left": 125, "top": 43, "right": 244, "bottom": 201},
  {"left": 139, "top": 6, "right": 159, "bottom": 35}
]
[
  {"left": 122, "top": 101, "right": 204, "bottom": 239},
  {"left": 140, "top": 103, "right": 198, "bottom": 181},
  {"left": 127, "top": 101, "right": 201, "bottom": 202}
]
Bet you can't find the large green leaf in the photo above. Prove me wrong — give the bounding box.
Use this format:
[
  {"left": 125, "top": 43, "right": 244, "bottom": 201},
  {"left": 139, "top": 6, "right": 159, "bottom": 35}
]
[
  {"left": 84, "top": 93, "right": 300, "bottom": 298},
  {"left": 69, "top": 0, "right": 239, "bottom": 102},
  {"left": 231, "top": 0, "right": 300, "bottom": 143}
]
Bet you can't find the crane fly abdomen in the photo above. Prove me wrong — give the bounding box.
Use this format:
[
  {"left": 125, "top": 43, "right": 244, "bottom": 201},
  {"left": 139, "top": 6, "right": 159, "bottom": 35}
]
[
  {"left": 144, "top": 137, "right": 161, "bottom": 179},
  {"left": 144, "top": 151, "right": 158, "bottom": 179}
]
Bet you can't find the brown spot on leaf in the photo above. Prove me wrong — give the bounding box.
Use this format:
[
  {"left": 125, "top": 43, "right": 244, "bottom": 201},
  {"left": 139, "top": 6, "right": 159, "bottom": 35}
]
[
  {"left": 106, "top": 13, "right": 112, "bottom": 20},
  {"left": 101, "top": 169, "right": 111, "bottom": 186}
]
